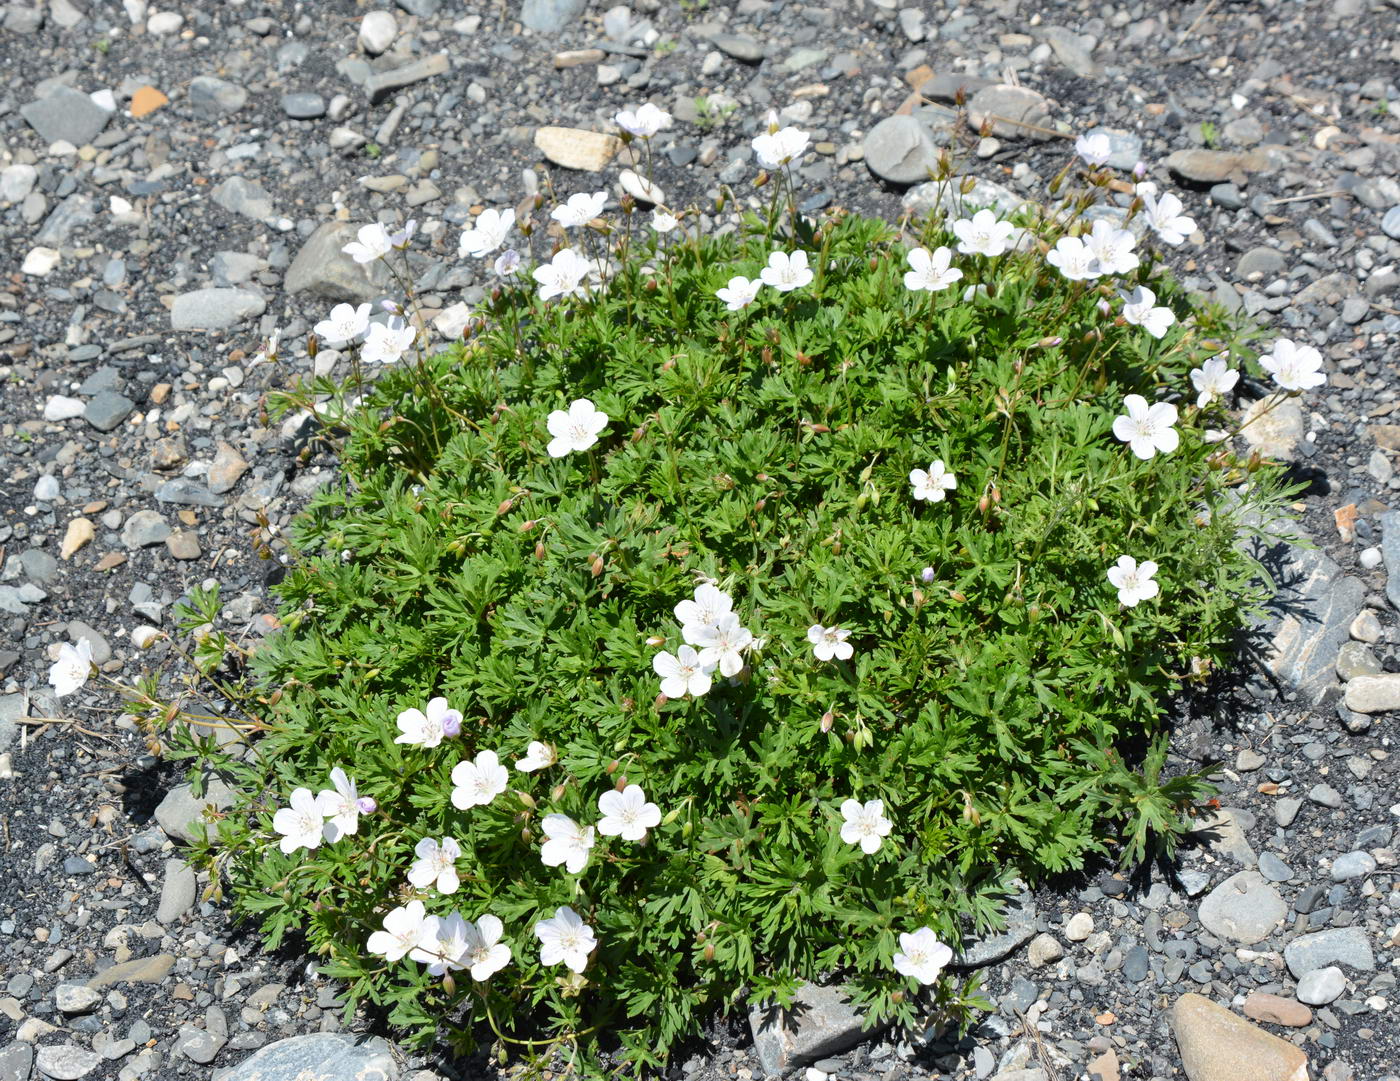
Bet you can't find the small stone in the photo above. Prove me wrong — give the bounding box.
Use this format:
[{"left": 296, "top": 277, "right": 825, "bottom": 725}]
[
  {"left": 1237, "top": 246, "right": 1287, "bottom": 280},
  {"left": 1235, "top": 749, "right": 1265, "bottom": 771},
  {"left": 1258, "top": 851, "right": 1292, "bottom": 882},
  {"left": 358, "top": 11, "right": 397, "bottom": 54},
  {"left": 1308, "top": 783, "right": 1343, "bottom": 808},
  {"left": 146, "top": 10, "right": 182, "bottom": 33},
  {"left": 1275, "top": 798, "right": 1303, "bottom": 827},
  {"left": 155, "top": 478, "right": 222, "bottom": 507},
  {"left": 212, "top": 177, "right": 273, "bottom": 220},
  {"left": 85, "top": 954, "right": 175, "bottom": 989},
  {"left": 1027, "top": 933, "right": 1063, "bottom": 967},
  {"left": 1064, "top": 913, "right": 1094, "bottom": 941},
  {"left": 120, "top": 510, "right": 171, "bottom": 549},
  {"left": 165, "top": 531, "right": 201, "bottom": 561},
  {"left": 207, "top": 442, "right": 249, "bottom": 494},
  {"left": 282, "top": 92, "right": 327, "bottom": 119},
  {"left": 553, "top": 48, "right": 605, "bottom": 68},
  {"left": 1297, "top": 966, "right": 1346, "bottom": 1006},
  {"left": 364, "top": 53, "right": 449, "bottom": 103},
  {"left": 1197, "top": 870, "right": 1286, "bottom": 945},
  {"left": 1330, "top": 851, "right": 1376, "bottom": 881},
  {"left": 520, "top": 0, "right": 588, "bottom": 33},
  {"left": 618, "top": 169, "right": 663, "bottom": 205},
  {"left": 1350, "top": 609, "right": 1382, "bottom": 643},
  {"left": 966, "top": 84, "right": 1054, "bottom": 140},
  {"left": 1169, "top": 993, "right": 1309, "bottom": 1081},
  {"left": 54, "top": 983, "right": 101, "bottom": 1014},
  {"left": 286, "top": 222, "right": 390, "bottom": 302},
  {"left": 219, "top": 1033, "right": 398, "bottom": 1081},
  {"left": 1336, "top": 641, "right": 1382, "bottom": 681},
  {"left": 174, "top": 1025, "right": 226, "bottom": 1064},
  {"left": 1284, "top": 927, "right": 1375, "bottom": 978},
  {"left": 129, "top": 85, "right": 168, "bottom": 117},
  {"left": 60, "top": 519, "right": 95, "bottom": 559},
  {"left": 1344, "top": 673, "right": 1400, "bottom": 713},
  {"left": 1239, "top": 394, "right": 1303, "bottom": 460},
  {"left": 1242, "top": 992, "right": 1312, "bottom": 1027},
  {"left": 1166, "top": 148, "right": 1270, "bottom": 183},
  {"left": 21, "top": 86, "right": 111, "bottom": 146},
  {"left": 863, "top": 114, "right": 946, "bottom": 184},
  {"left": 533, "top": 126, "right": 622, "bottom": 171},
  {"left": 154, "top": 778, "right": 237, "bottom": 844},
  {"left": 34, "top": 1044, "right": 102, "bottom": 1080},
  {"left": 44, "top": 395, "right": 86, "bottom": 421},
  {"left": 1087, "top": 1048, "right": 1119, "bottom": 1081},
  {"left": 189, "top": 76, "right": 247, "bottom": 116},
  {"left": 22, "top": 247, "right": 61, "bottom": 276},
  {"left": 957, "top": 888, "right": 1037, "bottom": 965},
  {"left": 710, "top": 32, "right": 765, "bottom": 62},
  {"left": 171, "top": 288, "right": 266, "bottom": 331},
  {"left": 83, "top": 392, "right": 136, "bottom": 432},
  {"left": 1382, "top": 205, "right": 1400, "bottom": 241}
]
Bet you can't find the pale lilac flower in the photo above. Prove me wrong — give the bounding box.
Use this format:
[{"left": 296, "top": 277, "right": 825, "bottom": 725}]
[
  {"left": 409, "top": 911, "right": 471, "bottom": 975},
  {"left": 807, "top": 624, "right": 853, "bottom": 662},
  {"left": 717, "top": 275, "right": 762, "bottom": 311},
  {"left": 462, "top": 914, "right": 512, "bottom": 980},
  {"left": 1190, "top": 356, "right": 1239, "bottom": 408},
  {"left": 903, "top": 246, "right": 963, "bottom": 293},
  {"left": 48, "top": 639, "right": 93, "bottom": 698},
  {"left": 759, "top": 250, "right": 814, "bottom": 292},
  {"left": 408, "top": 836, "right": 463, "bottom": 895},
  {"left": 909, "top": 460, "right": 957, "bottom": 503},
  {"left": 694, "top": 612, "right": 753, "bottom": 678},
  {"left": 516, "top": 740, "right": 557, "bottom": 773},
  {"left": 450, "top": 750, "right": 509, "bottom": 810},
  {"left": 653, "top": 644, "right": 715, "bottom": 698},
  {"left": 1112, "top": 395, "right": 1179, "bottom": 460},
  {"left": 394, "top": 697, "right": 462, "bottom": 749},
  {"left": 614, "top": 102, "right": 673, "bottom": 138},
  {"left": 493, "top": 248, "right": 521, "bottom": 277},
  {"left": 1084, "top": 219, "right": 1139, "bottom": 277},
  {"left": 1046, "top": 235, "right": 1101, "bottom": 281},
  {"left": 313, "top": 302, "right": 371, "bottom": 346},
  {"left": 597, "top": 784, "right": 662, "bottom": 842},
  {"left": 356, "top": 796, "right": 378, "bottom": 815},
  {"left": 1120, "top": 286, "right": 1175, "bottom": 340},
  {"left": 545, "top": 398, "right": 609, "bottom": 458},
  {"left": 551, "top": 191, "right": 608, "bottom": 229},
  {"left": 390, "top": 220, "right": 417, "bottom": 248},
  {"left": 1107, "top": 555, "right": 1160, "bottom": 608},
  {"left": 533, "top": 247, "right": 592, "bottom": 301},
  {"left": 459, "top": 208, "right": 515, "bottom": 258},
  {"left": 651, "top": 209, "right": 680, "bottom": 234},
  {"left": 751, "top": 115, "right": 811, "bottom": 169},
  {"left": 839, "top": 798, "right": 893, "bottom": 855},
  {"left": 272, "top": 788, "right": 323, "bottom": 854},
  {"left": 1258, "top": 338, "right": 1326, "bottom": 392},
  {"left": 342, "top": 222, "right": 396, "bottom": 264},
  {"left": 316, "top": 767, "right": 363, "bottom": 842},
  {"left": 1075, "top": 132, "right": 1113, "bottom": 167},
  {"left": 367, "top": 900, "right": 431, "bottom": 963},
  {"left": 534, "top": 905, "right": 596, "bottom": 973},
  {"left": 676, "top": 583, "right": 734, "bottom": 643},
  {"left": 952, "top": 209, "right": 1016, "bottom": 257},
  {"left": 920, "top": 567, "right": 936, "bottom": 584},
  {"left": 540, "top": 814, "right": 595, "bottom": 874},
  {"left": 361, "top": 318, "right": 417, "bottom": 364},
  {"left": 892, "top": 927, "right": 953, "bottom": 985},
  {"left": 1141, "top": 190, "right": 1196, "bottom": 246}
]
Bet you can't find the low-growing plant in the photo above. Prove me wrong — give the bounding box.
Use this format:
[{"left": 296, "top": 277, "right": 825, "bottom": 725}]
[{"left": 116, "top": 118, "right": 1327, "bottom": 1077}]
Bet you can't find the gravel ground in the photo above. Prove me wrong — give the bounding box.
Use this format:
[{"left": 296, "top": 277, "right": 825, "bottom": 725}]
[{"left": 2, "top": 1, "right": 1400, "bottom": 1080}]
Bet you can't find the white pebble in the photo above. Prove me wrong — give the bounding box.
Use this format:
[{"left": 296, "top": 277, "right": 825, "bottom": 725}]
[
  {"left": 146, "top": 10, "right": 183, "bottom": 33},
  {"left": 804, "top": 1070, "right": 828, "bottom": 1081},
  {"left": 43, "top": 395, "right": 85, "bottom": 421},
  {"left": 33, "top": 475, "right": 60, "bottom": 502},
  {"left": 1360, "top": 546, "right": 1383, "bottom": 570},
  {"left": 358, "top": 10, "right": 397, "bottom": 54},
  {"left": 1064, "top": 912, "right": 1094, "bottom": 941},
  {"left": 22, "top": 247, "right": 61, "bottom": 276}
]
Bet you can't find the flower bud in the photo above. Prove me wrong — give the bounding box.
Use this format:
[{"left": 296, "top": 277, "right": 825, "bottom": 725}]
[
  {"left": 1133, "top": 160, "right": 1147, "bottom": 179},
  {"left": 520, "top": 828, "right": 533, "bottom": 844},
  {"left": 820, "top": 711, "right": 834, "bottom": 733},
  {"left": 519, "top": 519, "right": 536, "bottom": 533},
  {"left": 912, "top": 588, "right": 926, "bottom": 607},
  {"left": 891, "top": 990, "right": 904, "bottom": 1004},
  {"left": 646, "top": 634, "right": 665, "bottom": 647},
  {"left": 516, "top": 791, "right": 537, "bottom": 810},
  {"left": 307, "top": 334, "right": 319, "bottom": 359},
  {"left": 356, "top": 797, "right": 377, "bottom": 815},
  {"left": 551, "top": 783, "right": 567, "bottom": 802},
  {"left": 703, "top": 943, "right": 715, "bottom": 961},
  {"left": 615, "top": 775, "right": 628, "bottom": 791},
  {"left": 661, "top": 806, "right": 682, "bottom": 826},
  {"left": 950, "top": 590, "right": 967, "bottom": 602},
  {"left": 920, "top": 566, "right": 935, "bottom": 583},
  {"left": 441, "top": 714, "right": 462, "bottom": 739},
  {"left": 1037, "top": 335, "right": 1063, "bottom": 348},
  {"left": 443, "top": 973, "right": 456, "bottom": 996},
  {"left": 534, "top": 541, "right": 546, "bottom": 560},
  {"left": 605, "top": 759, "right": 619, "bottom": 775},
  {"left": 1097, "top": 298, "right": 1112, "bottom": 317},
  {"left": 645, "top": 277, "right": 658, "bottom": 292}
]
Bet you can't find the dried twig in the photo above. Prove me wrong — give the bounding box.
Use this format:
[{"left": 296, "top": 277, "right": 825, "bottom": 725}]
[
  {"left": 1179, "top": 0, "right": 1221, "bottom": 42},
  {"left": 1268, "top": 190, "right": 1347, "bottom": 205},
  {"left": 981, "top": 113, "right": 1073, "bottom": 140}
]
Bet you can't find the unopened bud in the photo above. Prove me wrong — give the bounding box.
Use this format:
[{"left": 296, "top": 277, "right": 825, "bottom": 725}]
[
  {"left": 645, "top": 277, "right": 658, "bottom": 291},
  {"left": 590, "top": 554, "right": 604, "bottom": 577},
  {"left": 606, "top": 759, "right": 619, "bottom": 775},
  {"left": 441, "top": 714, "right": 462, "bottom": 739},
  {"left": 920, "top": 566, "right": 935, "bottom": 583},
  {"left": 615, "top": 775, "right": 627, "bottom": 791},
  {"left": 646, "top": 634, "right": 665, "bottom": 647},
  {"left": 307, "top": 335, "right": 319, "bottom": 358},
  {"left": 550, "top": 783, "right": 566, "bottom": 802},
  {"left": 1133, "top": 160, "right": 1147, "bottom": 179},
  {"left": 1037, "top": 335, "right": 1063, "bottom": 348},
  {"left": 443, "top": 973, "right": 456, "bottom": 996},
  {"left": 534, "top": 541, "right": 546, "bottom": 560},
  {"left": 820, "top": 711, "right": 834, "bottom": 733},
  {"left": 1097, "top": 298, "right": 1112, "bottom": 317},
  {"left": 519, "top": 519, "right": 536, "bottom": 532},
  {"left": 516, "top": 791, "right": 537, "bottom": 810},
  {"left": 356, "top": 797, "right": 378, "bottom": 815},
  {"left": 950, "top": 590, "right": 967, "bottom": 602},
  {"left": 703, "top": 943, "right": 715, "bottom": 961},
  {"left": 496, "top": 499, "right": 514, "bottom": 516}
]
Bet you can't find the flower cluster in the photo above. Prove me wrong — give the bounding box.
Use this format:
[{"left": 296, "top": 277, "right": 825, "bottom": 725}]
[
  {"left": 272, "top": 768, "right": 373, "bottom": 853},
  {"left": 652, "top": 582, "right": 756, "bottom": 696}
]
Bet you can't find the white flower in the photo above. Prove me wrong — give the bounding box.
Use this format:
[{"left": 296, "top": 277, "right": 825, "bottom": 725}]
[
  {"left": 1190, "top": 356, "right": 1238, "bottom": 408},
  {"left": 1112, "top": 395, "right": 1180, "bottom": 460},
  {"left": 534, "top": 905, "right": 596, "bottom": 973},
  {"left": 694, "top": 612, "right": 753, "bottom": 679},
  {"left": 551, "top": 191, "right": 608, "bottom": 229},
  {"left": 1259, "top": 338, "right": 1326, "bottom": 392},
  {"left": 759, "top": 250, "right": 814, "bottom": 293},
  {"left": 540, "top": 814, "right": 595, "bottom": 874},
  {"left": 494, "top": 248, "right": 521, "bottom": 277},
  {"left": 367, "top": 900, "right": 432, "bottom": 963},
  {"left": 48, "top": 639, "right": 93, "bottom": 698},
  {"left": 1075, "top": 132, "right": 1113, "bottom": 167},
  {"left": 839, "top": 798, "right": 893, "bottom": 855},
  {"left": 451, "top": 750, "right": 509, "bottom": 810},
  {"left": 903, "top": 246, "right": 963, "bottom": 293},
  {"left": 459, "top": 208, "right": 515, "bottom": 258},
  {"left": 651, "top": 209, "right": 680, "bottom": 234},
  {"left": 316, "top": 767, "right": 362, "bottom": 843},
  {"left": 807, "top": 624, "right": 853, "bottom": 662},
  {"left": 533, "top": 247, "right": 592, "bottom": 301},
  {"left": 272, "top": 788, "right": 324, "bottom": 855},
  {"left": 1084, "top": 219, "right": 1139, "bottom": 277},
  {"left": 717, "top": 275, "right": 762, "bottom": 311},
  {"left": 361, "top": 318, "right": 417, "bottom": 364},
  {"left": 390, "top": 220, "right": 417, "bottom": 248},
  {"left": 676, "top": 583, "right": 734, "bottom": 644},
  {"left": 1141, "top": 190, "right": 1196, "bottom": 246},
  {"left": 516, "top": 740, "right": 557, "bottom": 773},
  {"left": 462, "top": 914, "right": 512, "bottom": 981},
  {"left": 752, "top": 118, "right": 811, "bottom": 169},
  {"left": 1120, "top": 286, "right": 1175, "bottom": 340},
  {"left": 408, "top": 836, "right": 463, "bottom": 895},
  {"left": 952, "top": 209, "right": 1016, "bottom": 257},
  {"left": 909, "top": 460, "right": 957, "bottom": 503},
  {"left": 342, "top": 222, "right": 396, "bottom": 264},
  {"left": 250, "top": 328, "right": 280, "bottom": 366},
  {"left": 409, "top": 911, "right": 471, "bottom": 976},
  {"left": 892, "top": 927, "right": 953, "bottom": 985},
  {"left": 614, "top": 102, "right": 673, "bottom": 138},
  {"left": 1046, "top": 235, "right": 1101, "bottom": 281},
  {"left": 313, "top": 302, "right": 372, "bottom": 346},
  {"left": 545, "top": 397, "right": 609, "bottom": 458},
  {"left": 1107, "top": 555, "right": 1160, "bottom": 608},
  {"left": 394, "top": 697, "right": 462, "bottom": 749},
  {"left": 596, "top": 784, "right": 662, "bottom": 842},
  {"left": 653, "top": 644, "right": 715, "bottom": 698}
]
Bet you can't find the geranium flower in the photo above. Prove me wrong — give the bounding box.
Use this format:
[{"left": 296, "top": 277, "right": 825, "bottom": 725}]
[
  {"left": 313, "top": 302, "right": 371, "bottom": 346},
  {"left": 551, "top": 191, "right": 607, "bottom": 229},
  {"left": 361, "top": 318, "right": 417, "bottom": 364},
  {"left": 759, "top": 251, "right": 814, "bottom": 292},
  {"left": 1259, "top": 338, "right": 1326, "bottom": 392},
  {"left": 48, "top": 639, "right": 93, "bottom": 698},
  {"left": 1190, "top": 356, "right": 1238, "bottom": 408},
  {"left": 694, "top": 613, "right": 753, "bottom": 678},
  {"left": 367, "top": 900, "right": 431, "bottom": 963},
  {"left": 395, "top": 697, "right": 462, "bottom": 748},
  {"left": 614, "top": 102, "right": 672, "bottom": 138},
  {"left": 1107, "top": 555, "right": 1160, "bottom": 608},
  {"left": 1075, "top": 132, "right": 1112, "bottom": 167},
  {"left": 272, "top": 788, "right": 324, "bottom": 854},
  {"left": 892, "top": 927, "right": 953, "bottom": 985},
  {"left": 717, "top": 275, "right": 762, "bottom": 311},
  {"left": 342, "top": 222, "right": 396, "bottom": 264},
  {"left": 839, "top": 798, "right": 893, "bottom": 855},
  {"left": 677, "top": 583, "right": 734, "bottom": 640},
  {"left": 408, "top": 836, "right": 463, "bottom": 894},
  {"left": 534, "top": 905, "right": 596, "bottom": 973},
  {"left": 463, "top": 914, "right": 512, "bottom": 981},
  {"left": 653, "top": 644, "right": 715, "bottom": 698},
  {"left": 516, "top": 740, "right": 557, "bottom": 773},
  {"left": 250, "top": 328, "right": 280, "bottom": 366},
  {"left": 451, "top": 751, "right": 509, "bottom": 809},
  {"left": 1141, "top": 190, "right": 1196, "bottom": 246},
  {"left": 390, "top": 220, "right": 417, "bottom": 248},
  {"left": 316, "top": 767, "right": 363, "bottom": 842},
  {"left": 494, "top": 249, "right": 521, "bottom": 277},
  {"left": 752, "top": 117, "right": 810, "bottom": 169},
  {"left": 1120, "top": 286, "right": 1175, "bottom": 339},
  {"left": 1112, "top": 395, "right": 1179, "bottom": 460},
  {"left": 807, "top": 624, "right": 853, "bottom": 662},
  {"left": 459, "top": 208, "right": 515, "bottom": 259},
  {"left": 909, "top": 460, "right": 957, "bottom": 503},
  {"left": 410, "top": 910, "right": 470, "bottom": 975},
  {"left": 903, "top": 246, "right": 963, "bottom": 293},
  {"left": 540, "top": 814, "right": 595, "bottom": 874},
  {"left": 545, "top": 398, "right": 609, "bottom": 458},
  {"left": 1046, "top": 235, "right": 1101, "bottom": 281},
  {"left": 952, "top": 209, "right": 1016, "bottom": 257},
  {"left": 651, "top": 209, "right": 679, "bottom": 233},
  {"left": 1084, "top": 219, "right": 1139, "bottom": 277},
  {"left": 596, "top": 784, "right": 662, "bottom": 841},
  {"left": 533, "top": 247, "right": 592, "bottom": 301}
]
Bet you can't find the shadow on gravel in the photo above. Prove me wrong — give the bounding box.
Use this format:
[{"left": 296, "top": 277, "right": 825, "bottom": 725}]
[{"left": 117, "top": 756, "right": 177, "bottom": 826}]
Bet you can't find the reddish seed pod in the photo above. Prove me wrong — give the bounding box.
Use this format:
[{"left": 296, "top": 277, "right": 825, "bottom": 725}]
[
  {"left": 615, "top": 775, "right": 627, "bottom": 792},
  {"left": 645, "top": 278, "right": 658, "bottom": 292},
  {"left": 606, "top": 759, "right": 619, "bottom": 775}
]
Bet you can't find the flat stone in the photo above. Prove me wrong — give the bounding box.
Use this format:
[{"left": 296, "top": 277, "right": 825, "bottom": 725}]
[
  {"left": 1382, "top": 510, "right": 1400, "bottom": 610},
  {"left": 1166, "top": 148, "right": 1270, "bottom": 183},
  {"left": 1335, "top": 641, "right": 1381, "bottom": 681},
  {"left": 1284, "top": 927, "right": 1375, "bottom": 978},
  {"left": 1169, "top": 993, "right": 1309, "bottom": 1081},
  {"left": 154, "top": 778, "right": 237, "bottom": 844},
  {"left": 1197, "top": 871, "right": 1285, "bottom": 945},
  {"left": 1235, "top": 749, "right": 1266, "bottom": 771},
  {"left": 1039, "top": 25, "right": 1101, "bottom": 78},
  {"left": 156, "top": 857, "right": 197, "bottom": 924},
  {"left": 83, "top": 391, "right": 135, "bottom": 432},
  {"left": 957, "top": 889, "right": 1037, "bottom": 966},
  {"left": 86, "top": 953, "right": 176, "bottom": 989},
  {"left": 207, "top": 442, "right": 249, "bottom": 494},
  {"left": 1026, "top": 933, "right": 1063, "bottom": 967},
  {"left": 44, "top": 395, "right": 86, "bottom": 421},
  {"left": 188, "top": 76, "right": 247, "bottom": 116},
  {"left": 1381, "top": 205, "right": 1400, "bottom": 240},
  {"left": 120, "top": 510, "right": 171, "bottom": 549},
  {"left": 166, "top": 531, "right": 202, "bottom": 560},
  {"left": 1343, "top": 673, "right": 1400, "bottom": 713},
  {"left": 534, "top": 125, "right": 622, "bottom": 171},
  {"left": 365, "top": 53, "right": 449, "bottom": 103},
  {"left": 966, "top": 84, "right": 1054, "bottom": 140},
  {"left": 212, "top": 177, "right": 273, "bottom": 220},
  {"left": 710, "top": 32, "right": 766, "bottom": 62},
  {"left": 913, "top": 72, "right": 994, "bottom": 104},
  {"left": 154, "top": 479, "right": 223, "bottom": 507},
  {"left": 65, "top": 519, "right": 95, "bottom": 560},
  {"left": 171, "top": 289, "right": 266, "bottom": 331},
  {"left": 1259, "top": 540, "right": 1365, "bottom": 704},
  {"left": 1258, "top": 851, "right": 1292, "bottom": 882},
  {"left": 130, "top": 85, "right": 168, "bottom": 118},
  {"left": 1239, "top": 395, "right": 1304, "bottom": 461},
  {"left": 21, "top": 86, "right": 110, "bottom": 146},
  {"left": 220, "top": 1033, "right": 398, "bottom": 1081},
  {"left": 1192, "top": 807, "right": 1257, "bottom": 867},
  {"left": 863, "top": 114, "right": 945, "bottom": 184},
  {"left": 286, "top": 222, "right": 391, "bottom": 302},
  {"left": 34, "top": 1044, "right": 102, "bottom": 1080},
  {"left": 54, "top": 983, "right": 100, "bottom": 1014},
  {"left": 0, "top": 1044, "right": 33, "bottom": 1081},
  {"left": 175, "top": 1025, "right": 226, "bottom": 1064},
  {"left": 1, "top": 164, "right": 38, "bottom": 204},
  {"left": 1242, "top": 992, "right": 1312, "bottom": 1027},
  {"left": 1309, "top": 783, "right": 1343, "bottom": 808},
  {"left": 281, "top": 92, "right": 326, "bottom": 118},
  {"left": 36, "top": 194, "right": 94, "bottom": 246},
  {"left": 750, "top": 983, "right": 873, "bottom": 1076},
  {"left": 1296, "top": 966, "right": 1346, "bottom": 1006},
  {"left": 1237, "top": 246, "right": 1287, "bottom": 280},
  {"left": 1330, "top": 850, "right": 1376, "bottom": 881},
  {"left": 1083, "top": 126, "right": 1141, "bottom": 170}
]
